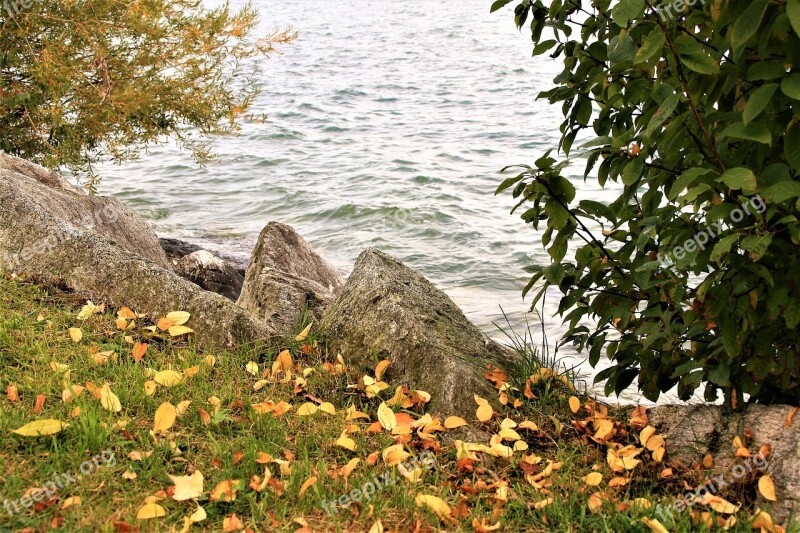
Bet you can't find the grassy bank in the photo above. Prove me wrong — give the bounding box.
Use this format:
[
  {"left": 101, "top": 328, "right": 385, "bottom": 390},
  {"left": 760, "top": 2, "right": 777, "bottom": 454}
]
[{"left": 0, "top": 275, "right": 786, "bottom": 532}]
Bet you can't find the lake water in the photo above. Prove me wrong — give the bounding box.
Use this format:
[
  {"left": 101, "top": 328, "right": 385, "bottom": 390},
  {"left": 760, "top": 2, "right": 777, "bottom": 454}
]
[{"left": 94, "top": 0, "right": 647, "bottom": 402}]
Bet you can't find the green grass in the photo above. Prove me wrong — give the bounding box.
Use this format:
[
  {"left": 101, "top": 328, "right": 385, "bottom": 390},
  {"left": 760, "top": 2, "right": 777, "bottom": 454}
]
[{"left": 0, "top": 275, "right": 792, "bottom": 532}]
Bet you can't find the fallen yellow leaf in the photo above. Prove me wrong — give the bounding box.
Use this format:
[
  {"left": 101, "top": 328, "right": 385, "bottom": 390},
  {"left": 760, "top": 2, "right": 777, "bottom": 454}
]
[
  {"left": 136, "top": 503, "right": 166, "bottom": 520},
  {"left": 444, "top": 416, "right": 468, "bottom": 429},
  {"left": 245, "top": 361, "right": 259, "bottom": 376},
  {"left": 61, "top": 496, "right": 81, "bottom": 509},
  {"left": 476, "top": 403, "right": 493, "bottom": 422},
  {"left": 415, "top": 493, "right": 451, "bottom": 521},
  {"left": 583, "top": 472, "right": 603, "bottom": 486},
  {"left": 569, "top": 396, "right": 581, "bottom": 413},
  {"left": 341, "top": 458, "right": 360, "bottom": 479},
  {"left": 61, "top": 384, "right": 85, "bottom": 403},
  {"left": 640, "top": 425, "right": 656, "bottom": 447},
  {"left": 168, "top": 325, "right": 194, "bottom": 337},
  {"left": 166, "top": 311, "right": 191, "bottom": 326},
  {"left": 99, "top": 383, "right": 122, "bottom": 412},
  {"left": 176, "top": 400, "right": 192, "bottom": 416},
  {"left": 153, "top": 402, "right": 177, "bottom": 433},
  {"left": 378, "top": 402, "right": 397, "bottom": 430},
  {"left": 398, "top": 463, "right": 424, "bottom": 482},
  {"left": 375, "top": 359, "right": 391, "bottom": 381},
  {"left": 297, "top": 403, "right": 318, "bottom": 416},
  {"left": 383, "top": 444, "right": 411, "bottom": 466},
  {"left": 49, "top": 361, "right": 69, "bottom": 373},
  {"left": 759, "top": 474, "right": 777, "bottom": 501},
  {"left": 12, "top": 419, "right": 69, "bottom": 437},
  {"left": 189, "top": 506, "right": 207, "bottom": 523},
  {"left": 272, "top": 350, "right": 293, "bottom": 374},
  {"left": 272, "top": 401, "right": 292, "bottom": 416},
  {"left": 68, "top": 328, "right": 83, "bottom": 343},
  {"left": 169, "top": 470, "right": 204, "bottom": 501},
  {"left": 532, "top": 497, "right": 554, "bottom": 509},
  {"left": 700, "top": 493, "right": 739, "bottom": 514},
  {"left": 640, "top": 517, "right": 669, "bottom": 533},
  {"left": 645, "top": 434, "right": 665, "bottom": 451},
  {"left": 154, "top": 369, "right": 182, "bottom": 387},
  {"left": 295, "top": 323, "right": 312, "bottom": 341},
  {"left": 345, "top": 405, "right": 370, "bottom": 421},
  {"left": 472, "top": 518, "right": 501, "bottom": 532},
  {"left": 498, "top": 427, "right": 522, "bottom": 441},
  {"left": 336, "top": 431, "right": 357, "bottom": 451}
]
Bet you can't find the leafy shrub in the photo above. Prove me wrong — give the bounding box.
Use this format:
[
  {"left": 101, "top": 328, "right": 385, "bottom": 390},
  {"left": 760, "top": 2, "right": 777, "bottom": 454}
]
[
  {"left": 493, "top": 0, "right": 800, "bottom": 407},
  {"left": 0, "top": 0, "right": 294, "bottom": 190}
]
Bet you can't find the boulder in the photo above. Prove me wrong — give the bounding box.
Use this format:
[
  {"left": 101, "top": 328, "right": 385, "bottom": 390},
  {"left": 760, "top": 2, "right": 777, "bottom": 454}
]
[
  {"left": 160, "top": 237, "right": 247, "bottom": 273},
  {"left": 0, "top": 153, "right": 170, "bottom": 269},
  {"left": 319, "top": 248, "right": 515, "bottom": 417},
  {"left": 160, "top": 237, "right": 203, "bottom": 266},
  {"left": 176, "top": 250, "right": 245, "bottom": 301},
  {"left": 238, "top": 222, "right": 345, "bottom": 331},
  {"left": 0, "top": 152, "right": 75, "bottom": 190},
  {"left": 0, "top": 162, "right": 275, "bottom": 347},
  {"left": 649, "top": 403, "right": 799, "bottom": 526}
]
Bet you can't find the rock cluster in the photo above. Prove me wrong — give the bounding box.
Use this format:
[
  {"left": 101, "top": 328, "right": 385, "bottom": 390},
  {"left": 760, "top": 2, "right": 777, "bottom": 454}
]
[
  {"left": 0, "top": 154, "right": 510, "bottom": 417},
  {"left": 0, "top": 153, "right": 272, "bottom": 347}
]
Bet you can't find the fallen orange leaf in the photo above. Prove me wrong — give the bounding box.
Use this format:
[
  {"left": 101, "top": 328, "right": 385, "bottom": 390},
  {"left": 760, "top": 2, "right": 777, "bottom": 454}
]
[
  {"left": 33, "top": 393, "right": 45, "bottom": 414},
  {"left": 222, "top": 513, "right": 244, "bottom": 531},
  {"left": 298, "top": 476, "right": 317, "bottom": 497},
  {"left": 210, "top": 480, "right": 241, "bottom": 502},
  {"left": 6, "top": 383, "right": 19, "bottom": 402},
  {"left": 787, "top": 407, "right": 798, "bottom": 428}
]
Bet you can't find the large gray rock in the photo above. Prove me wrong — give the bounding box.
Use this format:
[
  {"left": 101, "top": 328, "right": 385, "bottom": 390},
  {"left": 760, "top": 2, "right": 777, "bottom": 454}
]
[
  {"left": 160, "top": 237, "right": 203, "bottom": 266},
  {"left": 0, "top": 153, "right": 169, "bottom": 268},
  {"left": 0, "top": 162, "right": 275, "bottom": 347},
  {"left": 160, "top": 237, "right": 247, "bottom": 275},
  {"left": 319, "top": 248, "right": 515, "bottom": 417},
  {"left": 238, "top": 222, "right": 345, "bottom": 332},
  {"left": 176, "top": 250, "right": 244, "bottom": 301},
  {"left": 0, "top": 152, "right": 74, "bottom": 190},
  {"left": 649, "top": 404, "right": 799, "bottom": 526}
]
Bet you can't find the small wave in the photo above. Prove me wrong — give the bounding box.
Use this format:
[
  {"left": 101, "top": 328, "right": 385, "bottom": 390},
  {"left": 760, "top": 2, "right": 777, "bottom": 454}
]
[
  {"left": 334, "top": 88, "right": 368, "bottom": 97},
  {"left": 411, "top": 175, "right": 443, "bottom": 185},
  {"left": 298, "top": 103, "right": 326, "bottom": 112},
  {"left": 255, "top": 158, "right": 291, "bottom": 167}
]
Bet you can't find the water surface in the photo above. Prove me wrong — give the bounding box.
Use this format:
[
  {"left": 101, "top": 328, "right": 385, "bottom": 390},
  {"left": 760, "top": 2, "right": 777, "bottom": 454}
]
[{"left": 93, "top": 0, "right": 656, "bottom": 403}]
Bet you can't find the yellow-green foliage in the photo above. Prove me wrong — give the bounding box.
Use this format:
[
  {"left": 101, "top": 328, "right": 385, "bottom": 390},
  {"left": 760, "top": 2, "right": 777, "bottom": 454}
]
[{"left": 0, "top": 0, "right": 294, "bottom": 189}]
